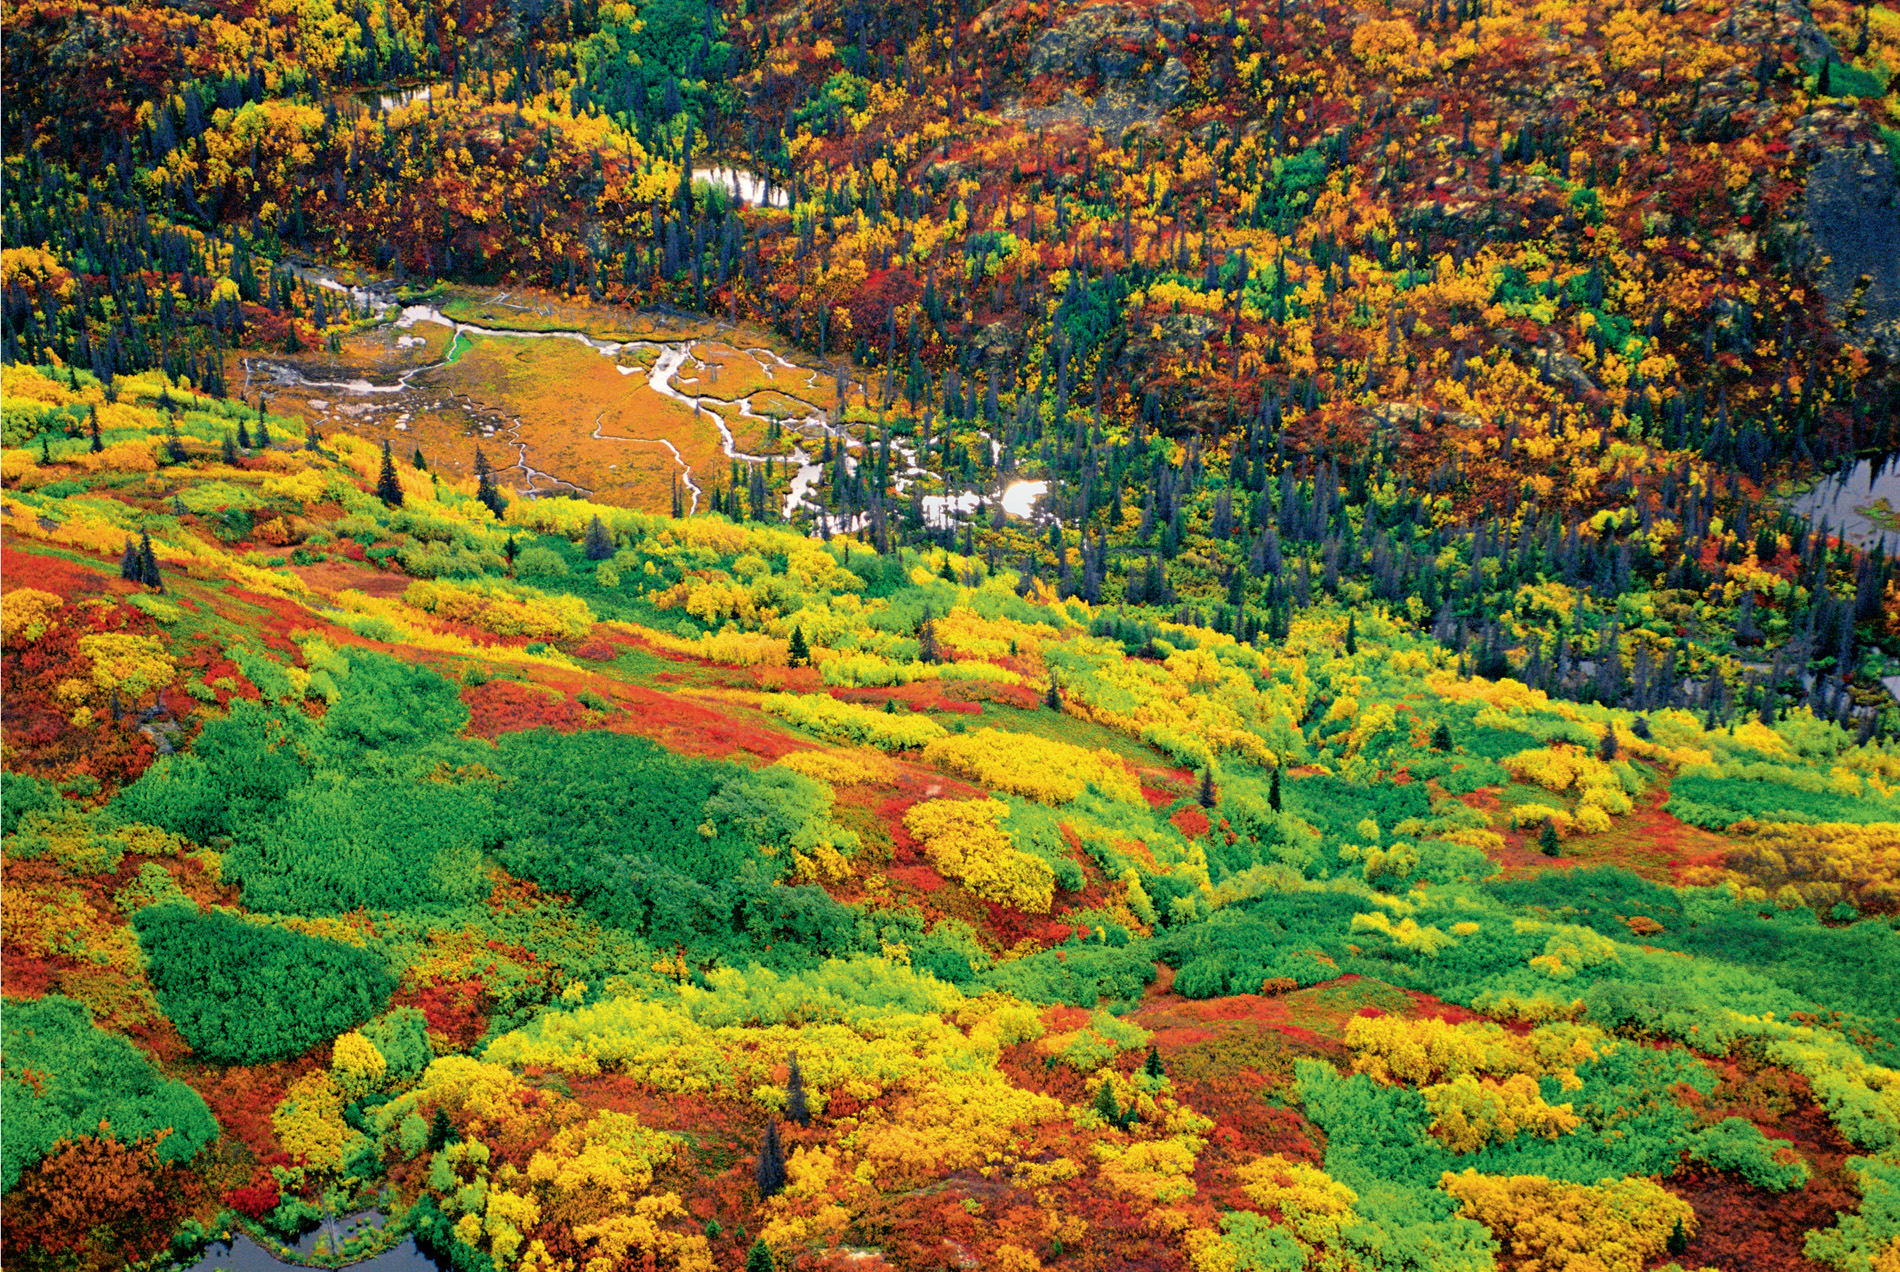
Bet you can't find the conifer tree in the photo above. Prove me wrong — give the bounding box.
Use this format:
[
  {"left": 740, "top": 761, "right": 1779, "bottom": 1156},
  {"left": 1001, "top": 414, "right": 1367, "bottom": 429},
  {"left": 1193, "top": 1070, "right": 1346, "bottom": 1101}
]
[
  {"left": 504, "top": 534, "right": 520, "bottom": 572},
  {"left": 1198, "top": 766, "right": 1217, "bottom": 808},
  {"left": 785, "top": 1053, "right": 809, "bottom": 1127},
  {"left": 1598, "top": 724, "right": 1618, "bottom": 760},
  {"left": 788, "top": 625, "right": 811, "bottom": 667},
  {"left": 119, "top": 538, "right": 141, "bottom": 582},
  {"left": 305, "top": 423, "right": 322, "bottom": 452},
  {"left": 1269, "top": 767, "right": 1283, "bottom": 812},
  {"left": 1666, "top": 1217, "right": 1688, "bottom": 1256},
  {"left": 256, "top": 419, "right": 272, "bottom": 449},
  {"left": 412, "top": 445, "right": 428, "bottom": 470},
  {"left": 237, "top": 419, "right": 252, "bottom": 450},
  {"left": 1345, "top": 613, "right": 1358, "bottom": 655},
  {"left": 1431, "top": 722, "right": 1454, "bottom": 751},
  {"left": 1539, "top": 816, "right": 1560, "bottom": 857},
  {"left": 582, "top": 515, "right": 615, "bottom": 560},
  {"left": 756, "top": 1121, "right": 786, "bottom": 1199},
  {"left": 1045, "top": 672, "right": 1062, "bottom": 711},
  {"left": 39, "top": 435, "right": 51, "bottom": 465},
  {"left": 747, "top": 1240, "right": 775, "bottom": 1272},
  {"left": 137, "top": 531, "right": 163, "bottom": 592},
  {"left": 1093, "top": 1078, "right": 1121, "bottom": 1125},
  {"left": 1144, "top": 1045, "right": 1164, "bottom": 1080},
  {"left": 426, "top": 1107, "right": 456, "bottom": 1151},
  {"left": 89, "top": 406, "right": 102, "bottom": 453},
  {"left": 376, "top": 439, "right": 404, "bottom": 507},
  {"left": 222, "top": 431, "right": 239, "bottom": 464}
]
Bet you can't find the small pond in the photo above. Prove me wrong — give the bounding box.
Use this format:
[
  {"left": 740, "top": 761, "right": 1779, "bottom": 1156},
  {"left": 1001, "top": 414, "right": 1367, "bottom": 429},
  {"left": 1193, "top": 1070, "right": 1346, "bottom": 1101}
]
[{"left": 1788, "top": 453, "right": 1900, "bottom": 552}]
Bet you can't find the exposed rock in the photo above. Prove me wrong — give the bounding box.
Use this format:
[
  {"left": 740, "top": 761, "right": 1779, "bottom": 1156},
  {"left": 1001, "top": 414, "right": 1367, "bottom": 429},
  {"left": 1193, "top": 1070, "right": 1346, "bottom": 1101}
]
[
  {"left": 1800, "top": 140, "right": 1900, "bottom": 357},
  {"left": 1010, "top": 1, "right": 1196, "bottom": 129}
]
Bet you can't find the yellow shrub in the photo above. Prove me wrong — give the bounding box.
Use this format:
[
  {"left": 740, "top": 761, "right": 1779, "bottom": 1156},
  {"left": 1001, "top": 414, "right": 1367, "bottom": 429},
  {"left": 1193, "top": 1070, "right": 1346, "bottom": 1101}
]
[
  {"left": 1441, "top": 1170, "right": 1694, "bottom": 1272},
  {"left": 1, "top": 588, "right": 64, "bottom": 644},
  {"left": 774, "top": 748, "right": 895, "bottom": 787},
  {"left": 273, "top": 1070, "right": 360, "bottom": 1171},
  {"left": 759, "top": 692, "right": 948, "bottom": 749},
  {"left": 331, "top": 1030, "right": 390, "bottom": 1101},
  {"left": 904, "top": 798, "right": 1055, "bottom": 913},
  {"left": 404, "top": 579, "right": 594, "bottom": 641},
  {"left": 1422, "top": 1073, "right": 1581, "bottom": 1151},
  {"left": 921, "top": 728, "right": 1140, "bottom": 805},
  {"left": 73, "top": 632, "right": 176, "bottom": 699}
]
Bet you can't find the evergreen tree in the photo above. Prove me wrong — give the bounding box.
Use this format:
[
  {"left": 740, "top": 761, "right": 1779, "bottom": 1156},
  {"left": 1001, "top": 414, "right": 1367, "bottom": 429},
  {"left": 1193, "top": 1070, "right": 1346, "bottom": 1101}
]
[
  {"left": 1045, "top": 672, "right": 1062, "bottom": 711},
  {"left": 89, "top": 406, "right": 102, "bottom": 453},
  {"left": 1598, "top": 724, "right": 1618, "bottom": 760},
  {"left": 1539, "top": 816, "right": 1560, "bottom": 857},
  {"left": 1632, "top": 716, "right": 1652, "bottom": 740},
  {"left": 747, "top": 1239, "right": 776, "bottom": 1272},
  {"left": 137, "top": 531, "right": 163, "bottom": 592},
  {"left": 1198, "top": 766, "right": 1217, "bottom": 808},
  {"left": 1093, "top": 1078, "right": 1121, "bottom": 1125},
  {"left": 376, "top": 439, "right": 404, "bottom": 507},
  {"left": 582, "top": 515, "right": 615, "bottom": 560},
  {"left": 412, "top": 445, "right": 428, "bottom": 470},
  {"left": 885, "top": 698, "right": 899, "bottom": 714},
  {"left": 256, "top": 419, "right": 273, "bottom": 449},
  {"left": 237, "top": 419, "right": 252, "bottom": 450},
  {"left": 165, "top": 415, "right": 188, "bottom": 463},
  {"left": 755, "top": 1121, "right": 786, "bottom": 1199},
  {"left": 119, "top": 538, "right": 141, "bottom": 582},
  {"left": 504, "top": 534, "right": 520, "bottom": 572},
  {"left": 918, "top": 606, "right": 941, "bottom": 664},
  {"left": 1344, "top": 613, "right": 1358, "bottom": 655},
  {"left": 39, "top": 435, "right": 51, "bottom": 465},
  {"left": 1431, "top": 722, "right": 1454, "bottom": 751},
  {"left": 221, "top": 431, "right": 239, "bottom": 464},
  {"left": 785, "top": 1053, "right": 809, "bottom": 1127},
  {"left": 426, "top": 1107, "right": 456, "bottom": 1151},
  {"left": 1666, "top": 1217, "right": 1688, "bottom": 1257},
  {"left": 1269, "top": 767, "right": 1283, "bottom": 812},
  {"left": 478, "top": 466, "right": 508, "bottom": 519},
  {"left": 787, "top": 625, "right": 811, "bottom": 667},
  {"left": 305, "top": 423, "right": 322, "bottom": 452},
  {"left": 1144, "top": 1045, "right": 1164, "bottom": 1080}
]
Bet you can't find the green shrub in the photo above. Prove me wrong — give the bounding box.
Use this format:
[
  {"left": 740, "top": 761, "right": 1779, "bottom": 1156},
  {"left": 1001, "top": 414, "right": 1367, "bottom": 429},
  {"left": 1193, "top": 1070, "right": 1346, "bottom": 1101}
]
[
  {"left": 1, "top": 995, "right": 219, "bottom": 1190},
  {"left": 1689, "top": 1117, "right": 1813, "bottom": 1192},
  {"left": 134, "top": 905, "right": 396, "bottom": 1065},
  {"left": 978, "top": 941, "right": 1157, "bottom": 1006}
]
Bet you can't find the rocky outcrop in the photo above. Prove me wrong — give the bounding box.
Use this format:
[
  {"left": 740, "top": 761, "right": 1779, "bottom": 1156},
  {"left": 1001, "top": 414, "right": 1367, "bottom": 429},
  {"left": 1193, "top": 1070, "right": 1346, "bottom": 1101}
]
[
  {"left": 1004, "top": 1, "right": 1197, "bottom": 131},
  {"left": 1798, "top": 134, "right": 1900, "bottom": 358}
]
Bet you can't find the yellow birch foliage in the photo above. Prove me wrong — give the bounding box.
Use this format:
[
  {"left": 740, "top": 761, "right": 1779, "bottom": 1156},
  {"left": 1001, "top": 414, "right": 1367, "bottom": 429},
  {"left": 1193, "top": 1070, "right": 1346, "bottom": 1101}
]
[
  {"left": 272, "top": 1070, "right": 362, "bottom": 1171},
  {"left": 920, "top": 727, "right": 1141, "bottom": 805},
  {"left": 1441, "top": 1170, "right": 1695, "bottom": 1272},
  {"left": 1422, "top": 1074, "right": 1582, "bottom": 1151},
  {"left": 403, "top": 579, "right": 594, "bottom": 641},
  {"left": 1346, "top": 1015, "right": 1613, "bottom": 1089},
  {"left": 1, "top": 588, "right": 65, "bottom": 644},
  {"left": 904, "top": 798, "right": 1056, "bottom": 912}
]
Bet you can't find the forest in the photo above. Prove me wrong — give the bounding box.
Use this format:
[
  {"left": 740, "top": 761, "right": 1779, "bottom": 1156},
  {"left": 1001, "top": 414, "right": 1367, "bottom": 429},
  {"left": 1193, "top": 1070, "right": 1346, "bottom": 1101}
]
[{"left": 3, "top": 0, "right": 1900, "bottom": 1265}]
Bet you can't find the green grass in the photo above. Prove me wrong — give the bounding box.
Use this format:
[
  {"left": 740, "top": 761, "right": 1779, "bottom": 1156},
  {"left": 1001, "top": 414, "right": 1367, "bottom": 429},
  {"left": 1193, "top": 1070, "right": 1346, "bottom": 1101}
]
[{"left": 974, "top": 701, "right": 1171, "bottom": 767}]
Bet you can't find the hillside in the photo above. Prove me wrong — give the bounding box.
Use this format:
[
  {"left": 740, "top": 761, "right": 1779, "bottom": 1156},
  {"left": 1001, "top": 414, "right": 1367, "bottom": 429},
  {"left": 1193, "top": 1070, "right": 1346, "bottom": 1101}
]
[{"left": 5, "top": 0, "right": 1900, "bottom": 1266}]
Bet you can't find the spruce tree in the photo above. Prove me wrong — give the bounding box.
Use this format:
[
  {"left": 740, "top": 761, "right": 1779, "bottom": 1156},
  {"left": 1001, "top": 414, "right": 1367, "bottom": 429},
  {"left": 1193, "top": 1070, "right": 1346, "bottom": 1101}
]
[
  {"left": 1198, "top": 766, "right": 1217, "bottom": 808},
  {"left": 1666, "top": 1217, "right": 1688, "bottom": 1256},
  {"left": 1539, "top": 816, "right": 1560, "bottom": 857},
  {"left": 747, "top": 1239, "right": 775, "bottom": 1272},
  {"left": 412, "top": 445, "right": 428, "bottom": 470},
  {"left": 237, "top": 419, "right": 253, "bottom": 450},
  {"left": 256, "top": 419, "right": 272, "bottom": 449},
  {"left": 89, "top": 406, "right": 102, "bottom": 453},
  {"left": 137, "top": 531, "right": 163, "bottom": 592},
  {"left": 1431, "top": 722, "right": 1454, "bottom": 751},
  {"left": 785, "top": 1053, "right": 809, "bottom": 1127},
  {"left": 478, "top": 468, "right": 508, "bottom": 519},
  {"left": 1345, "top": 613, "right": 1358, "bottom": 654},
  {"left": 222, "top": 431, "right": 239, "bottom": 464},
  {"left": 305, "top": 423, "right": 322, "bottom": 452},
  {"left": 582, "top": 515, "right": 615, "bottom": 560},
  {"left": 755, "top": 1121, "right": 786, "bottom": 1199},
  {"left": 504, "top": 534, "right": 520, "bottom": 572},
  {"left": 787, "top": 625, "right": 811, "bottom": 667},
  {"left": 1598, "top": 724, "right": 1618, "bottom": 761},
  {"left": 1045, "top": 672, "right": 1062, "bottom": 711},
  {"left": 39, "top": 435, "right": 51, "bottom": 465},
  {"left": 376, "top": 439, "right": 404, "bottom": 507},
  {"left": 1093, "top": 1078, "right": 1121, "bottom": 1125},
  {"left": 1144, "top": 1046, "right": 1164, "bottom": 1080},
  {"left": 426, "top": 1107, "right": 456, "bottom": 1151},
  {"left": 1269, "top": 767, "right": 1283, "bottom": 812},
  {"left": 120, "top": 538, "right": 141, "bottom": 582}
]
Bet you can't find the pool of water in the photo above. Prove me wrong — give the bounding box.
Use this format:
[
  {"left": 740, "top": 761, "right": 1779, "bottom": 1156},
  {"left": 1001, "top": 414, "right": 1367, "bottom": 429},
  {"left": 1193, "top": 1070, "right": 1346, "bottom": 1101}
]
[{"left": 1788, "top": 454, "right": 1900, "bottom": 551}]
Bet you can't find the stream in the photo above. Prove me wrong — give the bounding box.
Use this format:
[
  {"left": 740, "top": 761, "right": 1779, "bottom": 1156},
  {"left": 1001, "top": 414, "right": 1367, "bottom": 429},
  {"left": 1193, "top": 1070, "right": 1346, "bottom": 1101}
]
[
  {"left": 1789, "top": 453, "right": 1900, "bottom": 553},
  {"left": 241, "top": 272, "right": 1050, "bottom": 531}
]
